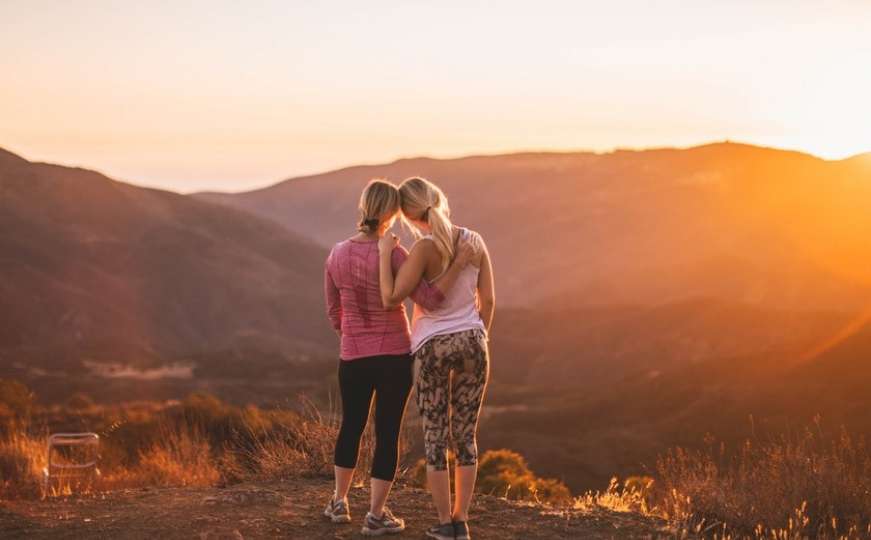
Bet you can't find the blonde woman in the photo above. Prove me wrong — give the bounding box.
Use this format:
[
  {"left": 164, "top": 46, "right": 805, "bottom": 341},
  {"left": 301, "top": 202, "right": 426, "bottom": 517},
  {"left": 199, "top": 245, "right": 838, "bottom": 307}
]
[
  {"left": 378, "top": 177, "right": 495, "bottom": 540},
  {"left": 323, "top": 179, "right": 474, "bottom": 536}
]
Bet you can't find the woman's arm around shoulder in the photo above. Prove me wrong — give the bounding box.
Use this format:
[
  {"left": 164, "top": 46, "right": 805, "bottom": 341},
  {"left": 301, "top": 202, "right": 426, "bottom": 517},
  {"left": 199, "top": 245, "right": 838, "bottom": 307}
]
[
  {"left": 379, "top": 235, "right": 477, "bottom": 309},
  {"left": 379, "top": 234, "right": 426, "bottom": 308},
  {"left": 392, "top": 245, "right": 444, "bottom": 310}
]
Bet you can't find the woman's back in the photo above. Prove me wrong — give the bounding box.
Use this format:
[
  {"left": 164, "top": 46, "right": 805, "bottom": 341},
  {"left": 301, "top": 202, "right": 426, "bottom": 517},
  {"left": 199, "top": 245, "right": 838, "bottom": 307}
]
[
  {"left": 325, "top": 238, "right": 410, "bottom": 360},
  {"left": 410, "top": 227, "right": 485, "bottom": 352}
]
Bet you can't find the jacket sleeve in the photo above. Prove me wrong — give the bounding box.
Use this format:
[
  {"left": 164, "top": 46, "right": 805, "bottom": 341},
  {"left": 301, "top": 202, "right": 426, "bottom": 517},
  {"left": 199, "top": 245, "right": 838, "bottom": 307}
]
[
  {"left": 324, "top": 252, "right": 342, "bottom": 331},
  {"left": 392, "top": 246, "right": 446, "bottom": 311}
]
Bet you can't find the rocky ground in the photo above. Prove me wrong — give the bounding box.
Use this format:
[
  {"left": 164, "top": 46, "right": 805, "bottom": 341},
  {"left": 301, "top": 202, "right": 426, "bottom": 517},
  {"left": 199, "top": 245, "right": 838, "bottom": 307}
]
[{"left": 0, "top": 477, "right": 677, "bottom": 539}]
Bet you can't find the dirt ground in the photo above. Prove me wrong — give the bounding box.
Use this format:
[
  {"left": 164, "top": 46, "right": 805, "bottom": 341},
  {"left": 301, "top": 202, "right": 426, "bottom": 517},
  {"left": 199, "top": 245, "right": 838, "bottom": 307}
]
[{"left": 0, "top": 477, "right": 676, "bottom": 539}]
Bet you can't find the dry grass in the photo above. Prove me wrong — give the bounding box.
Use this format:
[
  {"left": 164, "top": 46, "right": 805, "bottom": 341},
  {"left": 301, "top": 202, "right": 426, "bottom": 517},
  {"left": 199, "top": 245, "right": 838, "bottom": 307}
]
[
  {"left": 131, "top": 426, "right": 219, "bottom": 487},
  {"left": 7, "top": 383, "right": 871, "bottom": 540},
  {"left": 0, "top": 431, "right": 47, "bottom": 499},
  {"left": 228, "top": 396, "right": 342, "bottom": 482},
  {"left": 656, "top": 420, "right": 871, "bottom": 539},
  {"left": 573, "top": 476, "right": 656, "bottom": 515},
  {"left": 0, "top": 393, "right": 350, "bottom": 499}
]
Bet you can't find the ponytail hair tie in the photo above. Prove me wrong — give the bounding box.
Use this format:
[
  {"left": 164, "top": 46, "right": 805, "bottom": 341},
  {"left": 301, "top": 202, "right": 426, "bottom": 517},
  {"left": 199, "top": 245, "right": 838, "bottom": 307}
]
[
  {"left": 362, "top": 218, "right": 379, "bottom": 230},
  {"left": 423, "top": 206, "right": 432, "bottom": 221}
]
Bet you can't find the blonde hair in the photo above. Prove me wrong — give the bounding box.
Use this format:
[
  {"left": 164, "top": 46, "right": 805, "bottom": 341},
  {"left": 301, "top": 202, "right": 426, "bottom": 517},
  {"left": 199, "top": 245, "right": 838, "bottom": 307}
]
[
  {"left": 358, "top": 179, "right": 400, "bottom": 234},
  {"left": 398, "top": 177, "right": 454, "bottom": 271}
]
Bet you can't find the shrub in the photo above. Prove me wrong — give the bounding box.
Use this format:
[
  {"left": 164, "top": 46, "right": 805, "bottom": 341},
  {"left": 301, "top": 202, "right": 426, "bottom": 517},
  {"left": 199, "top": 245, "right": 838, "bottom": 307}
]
[{"left": 477, "top": 449, "right": 572, "bottom": 505}]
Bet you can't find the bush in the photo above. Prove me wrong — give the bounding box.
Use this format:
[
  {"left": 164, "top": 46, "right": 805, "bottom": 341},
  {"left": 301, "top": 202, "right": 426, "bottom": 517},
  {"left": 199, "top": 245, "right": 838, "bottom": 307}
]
[{"left": 477, "top": 449, "right": 572, "bottom": 505}]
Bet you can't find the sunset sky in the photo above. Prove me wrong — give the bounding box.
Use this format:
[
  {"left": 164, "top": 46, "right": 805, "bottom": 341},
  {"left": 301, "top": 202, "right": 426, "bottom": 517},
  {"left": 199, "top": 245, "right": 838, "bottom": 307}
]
[{"left": 2, "top": 0, "right": 869, "bottom": 192}]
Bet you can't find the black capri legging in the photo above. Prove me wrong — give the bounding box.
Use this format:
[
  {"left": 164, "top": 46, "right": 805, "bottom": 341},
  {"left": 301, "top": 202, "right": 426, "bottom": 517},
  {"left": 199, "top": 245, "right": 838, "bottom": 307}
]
[{"left": 334, "top": 354, "right": 413, "bottom": 481}]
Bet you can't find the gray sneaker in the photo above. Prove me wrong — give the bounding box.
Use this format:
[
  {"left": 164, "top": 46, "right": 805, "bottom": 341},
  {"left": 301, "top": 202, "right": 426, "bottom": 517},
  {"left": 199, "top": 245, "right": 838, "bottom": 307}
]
[
  {"left": 454, "top": 521, "right": 470, "bottom": 540},
  {"left": 425, "top": 522, "right": 456, "bottom": 540},
  {"left": 323, "top": 496, "right": 351, "bottom": 523},
  {"left": 361, "top": 506, "right": 405, "bottom": 536}
]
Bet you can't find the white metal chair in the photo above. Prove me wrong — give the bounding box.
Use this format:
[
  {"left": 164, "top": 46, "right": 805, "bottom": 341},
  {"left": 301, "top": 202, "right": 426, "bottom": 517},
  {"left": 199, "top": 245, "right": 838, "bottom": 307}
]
[{"left": 43, "top": 432, "right": 100, "bottom": 492}]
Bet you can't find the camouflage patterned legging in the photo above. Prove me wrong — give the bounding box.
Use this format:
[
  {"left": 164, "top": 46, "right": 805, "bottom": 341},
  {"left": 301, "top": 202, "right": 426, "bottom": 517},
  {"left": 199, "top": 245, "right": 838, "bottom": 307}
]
[{"left": 414, "top": 328, "right": 489, "bottom": 471}]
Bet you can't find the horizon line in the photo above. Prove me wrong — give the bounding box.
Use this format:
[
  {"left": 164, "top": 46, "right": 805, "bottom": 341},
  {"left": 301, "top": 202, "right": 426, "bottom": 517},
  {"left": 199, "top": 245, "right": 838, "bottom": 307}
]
[{"left": 3, "top": 139, "right": 869, "bottom": 197}]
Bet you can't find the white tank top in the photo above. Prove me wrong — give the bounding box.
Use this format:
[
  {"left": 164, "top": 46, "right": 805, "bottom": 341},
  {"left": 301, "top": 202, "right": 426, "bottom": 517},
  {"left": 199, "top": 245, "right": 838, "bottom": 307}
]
[{"left": 410, "top": 227, "right": 486, "bottom": 352}]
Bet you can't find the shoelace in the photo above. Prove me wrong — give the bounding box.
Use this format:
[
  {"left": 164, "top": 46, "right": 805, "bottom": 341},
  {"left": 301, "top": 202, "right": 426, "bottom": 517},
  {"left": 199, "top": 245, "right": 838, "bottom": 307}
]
[{"left": 374, "top": 507, "right": 400, "bottom": 524}]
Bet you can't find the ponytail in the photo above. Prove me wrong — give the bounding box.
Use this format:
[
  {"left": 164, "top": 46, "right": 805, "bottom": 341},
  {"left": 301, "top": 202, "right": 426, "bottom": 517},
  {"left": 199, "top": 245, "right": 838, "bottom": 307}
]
[
  {"left": 426, "top": 205, "right": 454, "bottom": 272},
  {"left": 398, "top": 177, "right": 454, "bottom": 271}
]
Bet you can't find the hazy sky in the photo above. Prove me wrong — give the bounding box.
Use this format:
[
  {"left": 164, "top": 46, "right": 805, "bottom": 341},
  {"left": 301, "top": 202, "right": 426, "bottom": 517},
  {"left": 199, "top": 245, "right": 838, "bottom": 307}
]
[{"left": 2, "top": 1, "right": 869, "bottom": 193}]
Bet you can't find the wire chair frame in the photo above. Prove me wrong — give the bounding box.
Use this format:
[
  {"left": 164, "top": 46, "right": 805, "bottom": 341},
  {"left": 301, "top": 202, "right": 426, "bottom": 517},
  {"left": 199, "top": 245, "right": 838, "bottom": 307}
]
[{"left": 43, "top": 432, "right": 100, "bottom": 492}]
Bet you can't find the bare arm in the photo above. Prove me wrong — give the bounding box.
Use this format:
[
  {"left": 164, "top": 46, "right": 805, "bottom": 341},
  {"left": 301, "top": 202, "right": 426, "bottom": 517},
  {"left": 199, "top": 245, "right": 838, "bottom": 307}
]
[
  {"left": 379, "top": 238, "right": 428, "bottom": 308},
  {"left": 379, "top": 236, "right": 476, "bottom": 309},
  {"left": 393, "top": 246, "right": 443, "bottom": 310},
  {"left": 476, "top": 240, "right": 495, "bottom": 333}
]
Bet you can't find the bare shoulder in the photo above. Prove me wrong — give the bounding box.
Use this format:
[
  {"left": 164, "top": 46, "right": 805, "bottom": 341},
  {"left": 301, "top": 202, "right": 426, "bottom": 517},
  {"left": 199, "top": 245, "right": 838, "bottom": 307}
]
[
  {"left": 459, "top": 227, "right": 487, "bottom": 256},
  {"left": 410, "top": 237, "right": 438, "bottom": 256}
]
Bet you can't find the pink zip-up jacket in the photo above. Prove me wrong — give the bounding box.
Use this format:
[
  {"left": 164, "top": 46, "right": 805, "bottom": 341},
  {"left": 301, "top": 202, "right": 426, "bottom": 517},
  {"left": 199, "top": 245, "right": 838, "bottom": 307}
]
[{"left": 324, "top": 238, "right": 446, "bottom": 360}]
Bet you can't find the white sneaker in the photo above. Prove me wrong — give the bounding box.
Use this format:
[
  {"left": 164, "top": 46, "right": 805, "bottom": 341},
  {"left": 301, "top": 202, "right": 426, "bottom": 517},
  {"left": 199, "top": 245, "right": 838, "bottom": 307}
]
[
  {"left": 361, "top": 506, "right": 405, "bottom": 536},
  {"left": 323, "top": 496, "right": 351, "bottom": 523}
]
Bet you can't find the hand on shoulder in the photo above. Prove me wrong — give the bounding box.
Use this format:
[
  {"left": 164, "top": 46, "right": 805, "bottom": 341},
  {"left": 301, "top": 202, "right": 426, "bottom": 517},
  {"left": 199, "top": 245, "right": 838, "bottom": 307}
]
[
  {"left": 456, "top": 229, "right": 486, "bottom": 268},
  {"left": 454, "top": 239, "right": 479, "bottom": 268},
  {"left": 378, "top": 233, "right": 399, "bottom": 255}
]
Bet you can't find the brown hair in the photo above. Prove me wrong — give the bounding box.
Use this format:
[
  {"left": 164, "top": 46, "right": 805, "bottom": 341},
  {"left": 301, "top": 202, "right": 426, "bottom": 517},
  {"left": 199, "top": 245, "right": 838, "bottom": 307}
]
[{"left": 358, "top": 179, "right": 400, "bottom": 234}]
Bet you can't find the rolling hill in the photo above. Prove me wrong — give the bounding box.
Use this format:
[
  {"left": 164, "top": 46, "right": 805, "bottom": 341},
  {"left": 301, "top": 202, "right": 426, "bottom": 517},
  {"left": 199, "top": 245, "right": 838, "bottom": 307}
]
[
  {"left": 0, "top": 147, "right": 333, "bottom": 383},
  {"left": 4, "top": 142, "right": 871, "bottom": 492},
  {"left": 197, "top": 142, "right": 871, "bottom": 310}
]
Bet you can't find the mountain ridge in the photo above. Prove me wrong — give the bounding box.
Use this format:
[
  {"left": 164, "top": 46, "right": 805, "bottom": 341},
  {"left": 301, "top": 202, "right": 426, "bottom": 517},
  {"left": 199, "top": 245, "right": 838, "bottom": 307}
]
[
  {"left": 194, "top": 141, "right": 871, "bottom": 308},
  {"left": 0, "top": 146, "right": 334, "bottom": 379},
  {"left": 196, "top": 140, "right": 843, "bottom": 198}
]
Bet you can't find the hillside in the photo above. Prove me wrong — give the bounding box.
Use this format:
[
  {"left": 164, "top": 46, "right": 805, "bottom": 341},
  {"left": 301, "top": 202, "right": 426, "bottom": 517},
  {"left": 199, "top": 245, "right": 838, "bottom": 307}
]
[
  {"left": 489, "top": 299, "right": 849, "bottom": 389},
  {"left": 485, "top": 315, "right": 871, "bottom": 491},
  {"left": 0, "top": 478, "right": 671, "bottom": 539},
  {"left": 5, "top": 142, "right": 871, "bottom": 498},
  {"left": 0, "top": 148, "right": 334, "bottom": 397},
  {"left": 197, "top": 142, "right": 871, "bottom": 309}
]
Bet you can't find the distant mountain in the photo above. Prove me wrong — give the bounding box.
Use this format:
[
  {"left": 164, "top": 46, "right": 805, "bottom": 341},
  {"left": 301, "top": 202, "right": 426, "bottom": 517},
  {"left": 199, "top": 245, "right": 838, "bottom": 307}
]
[
  {"left": 0, "top": 148, "right": 333, "bottom": 374},
  {"left": 5, "top": 143, "right": 870, "bottom": 493},
  {"left": 197, "top": 142, "right": 871, "bottom": 309}
]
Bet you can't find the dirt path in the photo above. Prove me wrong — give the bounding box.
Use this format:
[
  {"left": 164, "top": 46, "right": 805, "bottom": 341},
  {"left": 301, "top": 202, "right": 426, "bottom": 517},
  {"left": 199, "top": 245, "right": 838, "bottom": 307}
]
[{"left": 0, "top": 477, "right": 676, "bottom": 539}]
